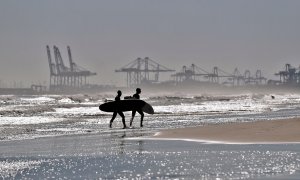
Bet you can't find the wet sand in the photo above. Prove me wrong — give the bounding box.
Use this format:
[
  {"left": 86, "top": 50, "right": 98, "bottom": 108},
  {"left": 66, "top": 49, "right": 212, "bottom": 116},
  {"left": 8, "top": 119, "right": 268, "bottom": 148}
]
[{"left": 154, "top": 118, "right": 300, "bottom": 143}]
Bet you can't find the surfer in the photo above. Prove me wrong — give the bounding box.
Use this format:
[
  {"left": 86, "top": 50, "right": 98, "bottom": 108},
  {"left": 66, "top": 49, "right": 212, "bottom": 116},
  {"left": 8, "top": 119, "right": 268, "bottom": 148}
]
[
  {"left": 109, "top": 90, "right": 127, "bottom": 129},
  {"left": 130, "top": 88, "right": 144, "bottom": 127}
]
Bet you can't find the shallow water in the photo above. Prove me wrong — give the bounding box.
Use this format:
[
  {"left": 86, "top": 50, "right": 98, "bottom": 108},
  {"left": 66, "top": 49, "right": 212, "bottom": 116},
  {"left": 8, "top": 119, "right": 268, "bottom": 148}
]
[
  {"left": 1, "top": 93, "right": 300, "bottom": 141},
  {"left": 1, "top": 134, "right": 300, "bottom": 179},
  {"left": 1, "top": 93, "right": 300, "bottom": 178}
]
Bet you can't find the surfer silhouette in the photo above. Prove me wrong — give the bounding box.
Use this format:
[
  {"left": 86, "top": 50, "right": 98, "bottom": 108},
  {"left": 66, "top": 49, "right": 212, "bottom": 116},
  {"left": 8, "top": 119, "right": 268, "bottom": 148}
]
[
  {"left": 109, "top": 90, "right": 127, "bottom": 129},
  {"left": 130, "top": 88, "right": 144, "bottom": 127}
]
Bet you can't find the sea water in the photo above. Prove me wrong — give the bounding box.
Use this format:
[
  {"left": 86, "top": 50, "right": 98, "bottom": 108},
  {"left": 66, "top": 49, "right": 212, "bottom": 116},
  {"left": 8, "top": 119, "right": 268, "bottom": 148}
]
[{"left": 1, "top": 93, "right": 300, "bottom": 179}]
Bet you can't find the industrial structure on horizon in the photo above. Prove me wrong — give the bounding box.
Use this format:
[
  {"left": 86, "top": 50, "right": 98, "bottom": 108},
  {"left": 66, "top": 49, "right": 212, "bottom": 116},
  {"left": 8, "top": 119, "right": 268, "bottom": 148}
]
[
  {"left": 273, "top": 63, "right": 300, "bottom": 85},
  {"left": 2, "top": 47, "right": 300, "bottom": 95},
  {"left": 115, "top": 57, "right": 175, "bottom": 87},
  {"left": 46, "top": 45, "right": 96, "bottom": 91},
  {"left": 42, "top": 46, "right": 300, "bottom": 91},
  {"left": 114, "top": 58, "right": 268, "bottom": 87},
  {"left": 171, "top": 64, "right": 267, "bottom": 86}
]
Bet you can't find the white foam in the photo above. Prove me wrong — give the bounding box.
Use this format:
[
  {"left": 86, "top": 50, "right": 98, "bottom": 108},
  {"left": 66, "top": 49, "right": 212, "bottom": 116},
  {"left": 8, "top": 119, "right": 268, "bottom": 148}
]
[
  {"left": 50, "top": 107, "right": 100, "bottom": 115},
  {"left": 20, "top": 97, "right": 55, "bottom": 103},
  {"left": 58, "top": 98, "right": 74, "bottom": 103},
  {"left": 0, "top": 117, "right": 64, "bottom": 125}
]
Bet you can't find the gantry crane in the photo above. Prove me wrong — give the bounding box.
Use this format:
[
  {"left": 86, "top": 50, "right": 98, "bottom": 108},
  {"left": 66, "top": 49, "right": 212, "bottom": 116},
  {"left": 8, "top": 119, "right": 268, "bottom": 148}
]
[
  {"left": 275, "top": 64, "right": 300, "bottom": 84},
  {"left": 172, "top": 64, "right": 267, "bottom": 86},
  {"left": 115, "top": 57, "right": 175, "bottom": 87},
  {"left": 46, "top": 45, "right": 96, "bottom": 91},
  {"left": 171, "top": 64, "right": 213, "bottom": 83}
]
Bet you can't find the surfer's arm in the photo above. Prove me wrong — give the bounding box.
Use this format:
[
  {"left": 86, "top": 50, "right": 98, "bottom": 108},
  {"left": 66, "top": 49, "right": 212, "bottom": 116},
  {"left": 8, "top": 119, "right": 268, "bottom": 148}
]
[
  {"left": 124, "top": 96, "right": 133, "bottom": 99},
  {"left": 104, "top": 99, "right": 113, "bottom": 102}
]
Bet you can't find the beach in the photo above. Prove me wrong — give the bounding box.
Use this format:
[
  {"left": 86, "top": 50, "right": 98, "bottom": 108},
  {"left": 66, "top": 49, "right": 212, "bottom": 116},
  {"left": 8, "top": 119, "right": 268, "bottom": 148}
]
[
  {"left": 154, "top": 118, "right": 300, "bottom": 143},
  {"left": 1, "top": 93, "right": 300, "bottom": 179}
]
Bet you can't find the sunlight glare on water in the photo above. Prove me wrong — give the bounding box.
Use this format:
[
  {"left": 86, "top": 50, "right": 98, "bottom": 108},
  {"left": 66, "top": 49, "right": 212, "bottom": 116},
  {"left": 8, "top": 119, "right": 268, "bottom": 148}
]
[{"left": 1, "top": 93, "right": 300, "bottom": 178}]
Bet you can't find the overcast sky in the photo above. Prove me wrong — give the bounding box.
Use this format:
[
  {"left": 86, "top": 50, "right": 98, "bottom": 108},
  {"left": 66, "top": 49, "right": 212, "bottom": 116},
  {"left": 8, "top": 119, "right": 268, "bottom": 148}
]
[{"left": 1, "top": 0, "right": 300, "bottom": 87}]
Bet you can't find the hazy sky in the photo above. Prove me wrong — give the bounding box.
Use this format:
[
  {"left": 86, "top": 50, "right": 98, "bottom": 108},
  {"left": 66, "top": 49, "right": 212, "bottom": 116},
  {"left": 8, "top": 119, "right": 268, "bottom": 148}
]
[{"left": 1, "top": 0, "right": 300, "bottom": 87}]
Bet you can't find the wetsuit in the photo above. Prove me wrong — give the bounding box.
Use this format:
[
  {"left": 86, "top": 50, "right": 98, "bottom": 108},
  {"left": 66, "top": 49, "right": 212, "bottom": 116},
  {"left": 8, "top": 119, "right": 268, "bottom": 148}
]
[
  {"left": 109, "top": 95, "right": 126, "bottom": 128},
  {"left": 130, "top": 93, "right": 144, "bottom": 127}
]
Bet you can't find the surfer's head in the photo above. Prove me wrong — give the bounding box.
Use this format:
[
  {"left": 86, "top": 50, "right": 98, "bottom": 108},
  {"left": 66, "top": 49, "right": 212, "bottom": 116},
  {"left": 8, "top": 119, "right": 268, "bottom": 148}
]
[
  {"left": 117, "top": 90, "right": 122, "bottom": 96},
  {"left": 136, "top": 88, "right": 141, "bottom": 94}
]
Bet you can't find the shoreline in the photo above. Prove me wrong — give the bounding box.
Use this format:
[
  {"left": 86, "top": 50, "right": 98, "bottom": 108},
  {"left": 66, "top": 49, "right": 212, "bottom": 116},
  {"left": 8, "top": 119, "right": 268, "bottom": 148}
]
[{"left": 153, "top": 118, "right": 300, "bottom": 144}]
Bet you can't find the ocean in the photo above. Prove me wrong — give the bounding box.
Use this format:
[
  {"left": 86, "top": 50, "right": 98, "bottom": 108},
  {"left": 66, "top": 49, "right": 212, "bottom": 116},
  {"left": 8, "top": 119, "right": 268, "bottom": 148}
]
[{"left": 1, "top": 93, "right": 300, "bottom": 179}]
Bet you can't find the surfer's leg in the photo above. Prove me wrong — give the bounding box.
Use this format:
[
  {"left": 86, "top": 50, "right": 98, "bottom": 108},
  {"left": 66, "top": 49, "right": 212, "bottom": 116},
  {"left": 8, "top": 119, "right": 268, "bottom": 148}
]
[
  {"left": 110, "top": 112, "right": 117, "bottom": 128},
  {"left": 118, "top": 111, "right": 127, "bottom": 129},
  {"left": 138, "top": 110, "right": 144, "bottom": 127},
  {"left": 130, "top": 110, "right": 136, "bottom": 127}
]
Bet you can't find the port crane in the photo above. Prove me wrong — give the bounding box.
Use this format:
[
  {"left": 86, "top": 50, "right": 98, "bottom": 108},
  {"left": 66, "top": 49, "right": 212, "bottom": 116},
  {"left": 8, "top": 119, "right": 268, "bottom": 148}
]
[
  {"left": 115, "top": 57, "right": 175, "bottom": 87},
  {"left": 171, "top": 64, "right": 214, "bottom": 83},
  {"left": 46, "top": 45, "right": 96, "bottom": 91},
  {"left": 275, "top": 64, "right": 299, "bottom": 84}
]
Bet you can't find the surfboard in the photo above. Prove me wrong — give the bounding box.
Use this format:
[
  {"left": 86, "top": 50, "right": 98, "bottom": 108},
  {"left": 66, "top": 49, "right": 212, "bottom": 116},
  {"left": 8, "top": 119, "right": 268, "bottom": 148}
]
[{"left": 99, "top": 99, "right": 154, "bottom": 114}]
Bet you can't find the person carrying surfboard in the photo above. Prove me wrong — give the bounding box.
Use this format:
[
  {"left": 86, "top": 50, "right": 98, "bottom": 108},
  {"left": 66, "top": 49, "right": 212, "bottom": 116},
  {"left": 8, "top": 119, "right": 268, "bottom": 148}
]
[
  {"left": 130, "top": 88, "right": 144, "bottom": 127},
  {"left": 109, "top": 90, "right": 127, "bottom": 129}
]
